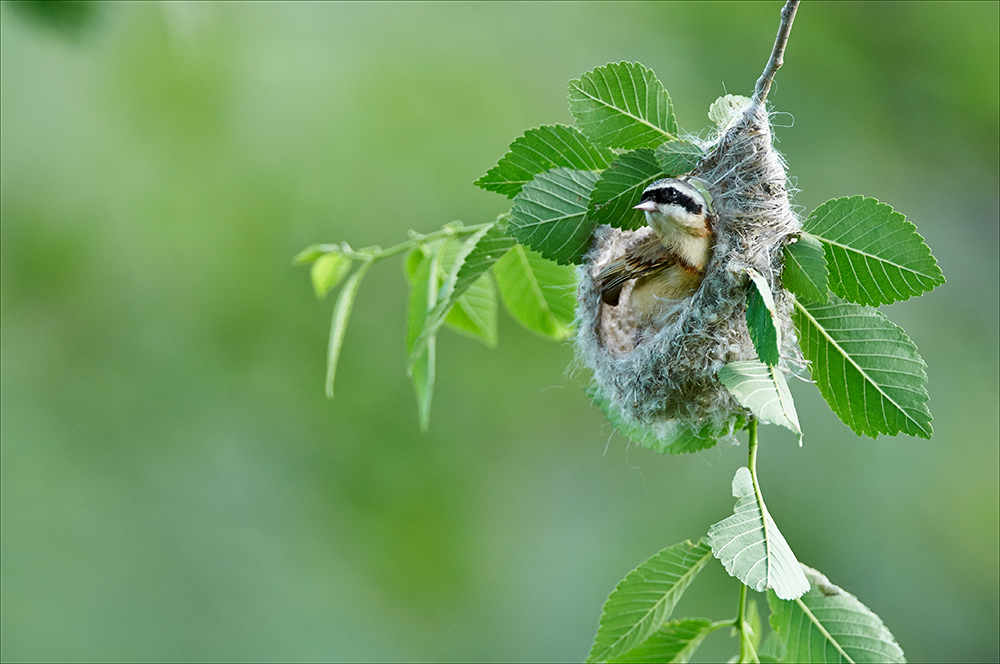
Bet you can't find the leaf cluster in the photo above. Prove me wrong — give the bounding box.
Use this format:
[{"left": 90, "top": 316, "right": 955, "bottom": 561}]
[
  {"left": 296, "top": 61, "right": 944, "bottom": 441},
  {"left": 297, "top": 55, "right": 944, "bottom": 664},
  {"left": 586, "top": 537, "right": 904, "bottom": 663}
]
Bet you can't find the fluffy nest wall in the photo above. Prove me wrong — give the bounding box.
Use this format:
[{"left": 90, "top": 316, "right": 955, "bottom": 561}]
[{"left": 576, "top": 100, "right": 803, "bottom": 440}]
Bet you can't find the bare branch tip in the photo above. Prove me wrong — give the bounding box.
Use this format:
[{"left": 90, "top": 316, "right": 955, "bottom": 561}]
[{"left": 753, "top": 0, "right": 800, "bottom": 105}]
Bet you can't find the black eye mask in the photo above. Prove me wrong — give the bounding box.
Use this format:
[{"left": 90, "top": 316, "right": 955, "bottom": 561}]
[{"left": 641, "top": 186, "right": 703, "bottom": 216}]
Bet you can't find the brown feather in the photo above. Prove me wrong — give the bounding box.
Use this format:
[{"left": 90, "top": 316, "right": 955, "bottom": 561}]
[{"left": 597, "top": 237, "right": 676, "bottom": 305}]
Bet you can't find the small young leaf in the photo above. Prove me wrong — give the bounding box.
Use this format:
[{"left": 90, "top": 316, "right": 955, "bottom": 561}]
[
  {"left": 745, "top": 268, "right": 782, "bottom": 366},
  {"left": 609, "top": 618, "right": 721, "bottom": 664},
  {"left": 311, "top": 253, "right": 352, "bottom": 299},
  {"left": 474, "top": 124, "right": 615, "bottom": 198},
  {"left": 708, "top": 467, "right": 810, "bottom": 601},
  {"left": 587, "top": 387, "right": 735, "bottom": 455},
  {"left": 804, "top": 196, "right": 945, "bottom": 306},
  {"left": 587, "top": 540, "right": 714, "bottom": 663},
  {"left": 783, "top": 233, "right": 829, "bottom": 303},
  {"left": 654, "top": 139, "right": 705, "bottom": 177},
  {"left": 405, "top": 247, "right": 441, "bottom": 431},
  {"left": 493, "top": 244, "right": 576, "bottom": 340},
  {"left": 294, "top": 244, "right": 326, "bottom": 265},
  {"left": 508, "top": 167, "right": 600, "bottom": 265},
  {"left": 325, "top": 259, "right": 374, "bottom": 399},
  {"left": 719, "top": 361, "right": 801, "bottom": 440},
  {"left": 409, "top": 222, "right": 514, "bottom": 363},
  {"left": 443, "top": 273, "right": 498, "bottom": 347},
  {"left": 708, "top": 94, "right": 752, "bottom": 129},
  {"left": 569, "top": 62, "right": 677, "bottom": 150},
  {"left": 588, "top": 148, "right": 664, "bottom": 231},
  {"left": 793, "top": 296, "right": 932, "bottom": 439},
  {"left": 768, "top": 566, "right": 906, "bottom": 663}
]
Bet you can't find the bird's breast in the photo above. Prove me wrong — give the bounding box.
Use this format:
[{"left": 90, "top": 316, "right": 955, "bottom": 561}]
[{"left": 630, "top": 264, "right": 705, "bottom": 326}]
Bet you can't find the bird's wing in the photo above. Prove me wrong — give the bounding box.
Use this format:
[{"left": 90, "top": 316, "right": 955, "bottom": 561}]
[{"left": 597, "top": 237, "right": 676, "bottom": 305}]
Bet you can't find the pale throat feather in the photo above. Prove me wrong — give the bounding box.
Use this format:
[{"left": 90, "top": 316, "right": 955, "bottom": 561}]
[{"left": 648, "top": 214, "right": 713, "bottom": 271}]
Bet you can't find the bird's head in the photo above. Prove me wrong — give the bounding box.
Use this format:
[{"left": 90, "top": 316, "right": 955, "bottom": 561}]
[{"left": 633, "top": 178, "right": 710, "bottom": 240}]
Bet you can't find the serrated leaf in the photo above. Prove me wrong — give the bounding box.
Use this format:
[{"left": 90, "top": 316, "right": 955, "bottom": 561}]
[
  {"left": 804, "top": 196, "right": 945, "bottom": 306},
  {"left": 746, "top": 268, "right": 782, "bottom": 366},
  {"left": 409, "top": 222, "right": 514, "bottom": 363},
  {"left": 569, "top": 62, "right": 677, "bottom": 150},
  {"left": 508, "top": 167, "right": 600, "bottom": 265},
  {"left": 325, "top": 259, "right": 373, "bottom": 399},
  {"left": 768, "top": 566, "right": 906, "bottom": 663},
  {"left": 783, "top": 233, "right": 829, "bottom": 303},
  {"left": 474, "top": 124, "right": 616, "bottom": 198},
  {"left": 609, "top": 618, "right": 721, "bottom": 664},
  {"left": 588, "top": 149, "right": 664, "bottom": 230},
  {"left": 493, "top": 244, "right": 576, "bottom": 339},
  {"left": 719, "top": 361, "right": 801, "bottom": 440},
  {"left": 311, "top": 253, "right": 352, "bottom": 298},
  {"left": 654, "top": 139, "right": 705, "bottom": 177},
  {"left": 708, "top": 467, "right": 809, "bottom": 601},
  {"left": 444, "top": 273, "right": 497, "bottom": 346},
  {"left": 587, "top": 540, "right": 713, "bottom": 663},
  {"left": 708, "top": 94, "right": 752, "bottom": 129},
  {"left": 793, "top": 296, "right": 932, "bottom": 439},
  {"left": 405, "top": 247, "right": 441, "bottom": 431},
  {"left": 587, "top": 387, "right": 731, "bottom": 455}
]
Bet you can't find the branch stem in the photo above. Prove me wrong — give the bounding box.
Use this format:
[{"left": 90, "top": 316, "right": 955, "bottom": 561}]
[
  {"left": 314, "top": 221, "right": 494, "bottom": 262},
  {"left": 736, "top": 417, "right": 762, "bottom": 663},
  {"left": 753, "top": 0, "right": 799, "bottom": 105}
]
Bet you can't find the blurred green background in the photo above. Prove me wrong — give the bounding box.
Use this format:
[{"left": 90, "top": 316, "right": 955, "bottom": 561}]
[{"left": 2, "top": 2, "right": 997, "bottom": 661}]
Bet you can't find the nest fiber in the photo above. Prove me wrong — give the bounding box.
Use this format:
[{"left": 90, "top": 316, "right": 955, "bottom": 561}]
[{"left": 576, "top": 101, "right": 802, "bottom": 438}]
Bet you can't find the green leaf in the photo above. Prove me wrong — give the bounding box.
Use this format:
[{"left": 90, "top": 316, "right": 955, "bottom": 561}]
[
  {"left": 719, "top": 361, "right": 801, "bottom": 440},
  {"left": 758, "top": 631, "right": 786, "bottom": 663},
  {"left": 708, "top": 94, "right": 752, "bottom": 129},
  {"left": 783, "top": 233, "right": 829, "bottom": 303},
  {"left": 508, "top": 167, "right": 600, "bottom": 265},
  {"left": 405, "top": 247, "right": 441, "bottom": 431},
  {"left": 745, "top": 268, "right": 782, "bottom": 366},
  {"left": 803, "top": 196, "right": 945, "bottom": 306},
  {"left": 654, "top": 139, "right": 705, "bottom": 177},
  {"left": 311, "top": 253, "right": 352, "bottom": 299},
  {"left": 444, "top": 273, "right": 498, "bottom": 346},
  {"left": 325, "top": 259, "right": 374, "bottom": 399},
  {"left": 793, "top": 296, "right": 932, "bottom": 439},
  {"left": 294, "top": 244, "right": 326, "bottom": 265},
  {"left": 708, "top": 467, "right": 810, "bottom": 601},
  {"left": 587, "top": 540, "right": 714, "bottom": 663},
  {"left": 568, "top": 62, "right": 677, "bottom": 150},
  {"left": 493, "top": 244, "right": 576, "bottom": 340},
  {"left": 768, "top": 566, "right": 906, "bottom": 663},
  {"left": 745, "top": 597, "right": 763, "bottom": 655},
  {"left": 610, "top": 618, "right": 721, "bottom": 664},
  {"left": 587, "top": 387, "right": 730, "bottom": 455},
  {"left": 474, "top": 124, "right": 615, "bottom": 198},
  {"left": 409, "top": 222, "right": 514, "bottom": 363},
  {"left": 588, "top": 149, "right": 664, "bottom": 231}
]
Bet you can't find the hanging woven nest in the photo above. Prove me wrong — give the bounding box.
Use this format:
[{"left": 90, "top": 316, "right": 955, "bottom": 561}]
[{"left": 576, "top": 100, "right": 803, "bottom": 444}]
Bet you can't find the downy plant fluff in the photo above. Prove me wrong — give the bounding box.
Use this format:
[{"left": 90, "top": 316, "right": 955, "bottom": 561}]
[{"left": 576, "top": 97, "right": 802, "bottom": 442}]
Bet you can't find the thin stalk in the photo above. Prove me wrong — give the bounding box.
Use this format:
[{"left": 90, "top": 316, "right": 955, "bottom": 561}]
[
  {"left": 736, "top": 418, "right": 762, "bottom": 663},
  {"left": 753, "top": 0, "right": 799, "bottom": 105},
  {"left": 314, "top": 222, "right": 493, "bottom": 262}
]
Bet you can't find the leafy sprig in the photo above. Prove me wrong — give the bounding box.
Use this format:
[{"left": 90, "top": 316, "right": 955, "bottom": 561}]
[{"left": 298, "top": 3, "right": 942, "bottom": 658}]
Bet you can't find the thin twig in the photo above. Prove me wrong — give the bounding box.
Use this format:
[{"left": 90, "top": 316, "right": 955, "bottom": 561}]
[{"left": 753, "top": 0, "right": 799, "bottom": 105}]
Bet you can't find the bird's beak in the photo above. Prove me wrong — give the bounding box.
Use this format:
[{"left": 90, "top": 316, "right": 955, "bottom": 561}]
[{"left": 633, "top": 201, "right": 657, "bottom": 212}]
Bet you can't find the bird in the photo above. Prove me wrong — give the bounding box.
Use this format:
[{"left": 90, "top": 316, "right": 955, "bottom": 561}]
[{"left": 596, "top": 178, "right": 714, "bottom": 325}]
